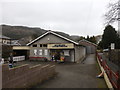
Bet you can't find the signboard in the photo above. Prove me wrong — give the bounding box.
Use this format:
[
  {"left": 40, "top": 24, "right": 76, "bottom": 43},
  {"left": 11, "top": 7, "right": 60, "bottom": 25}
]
[
  {"left": 111, "top": 43, "right": 115, "bottom": 50},
  {"left": 48, "top": 43, "right": 74, "bottom": 49}
]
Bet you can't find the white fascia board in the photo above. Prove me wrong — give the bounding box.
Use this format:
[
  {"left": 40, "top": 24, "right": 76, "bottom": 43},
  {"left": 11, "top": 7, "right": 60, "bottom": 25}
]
[
  {"left": 51, "top": 32, "right": 79, "bottom": 45},
  {"left": 26, "top": 31, "right": 50, "bottom": 46},
  {"left": 27, "top": 30, "right": 79, "bottom": 46}
]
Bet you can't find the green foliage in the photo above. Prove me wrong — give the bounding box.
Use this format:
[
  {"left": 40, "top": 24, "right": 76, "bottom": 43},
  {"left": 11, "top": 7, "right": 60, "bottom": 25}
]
[
  {"left": 98, "top": 41, "right": 103, "bottom": 49},
  {"left": 2, "top": 45, "right": 13, "bottom": 58},
  {"left": 86, "top": 35, "right": 96, "bottom": 44},
  {"left": 99, "top": 25, "right": 120, "bottom": 49},
  {"left": 79, "top": 36, "right": 85, "bottom": 40}
]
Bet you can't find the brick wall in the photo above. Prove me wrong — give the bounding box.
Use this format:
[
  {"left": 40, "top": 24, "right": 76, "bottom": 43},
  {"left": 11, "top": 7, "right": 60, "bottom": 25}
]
[{"left": 2, "top": 64, "right": 56, "bottom": 88}]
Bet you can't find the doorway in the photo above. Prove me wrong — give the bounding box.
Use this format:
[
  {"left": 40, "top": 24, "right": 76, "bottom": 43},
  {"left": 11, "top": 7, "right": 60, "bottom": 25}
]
[{"left": 50, "top": 50, "right": 64, "bottom": 61}]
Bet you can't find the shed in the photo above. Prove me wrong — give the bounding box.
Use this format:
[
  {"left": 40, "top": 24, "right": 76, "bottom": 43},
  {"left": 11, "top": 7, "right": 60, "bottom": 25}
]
[{"left": 79, "top": 39, "right": 97, "bottom": 54}]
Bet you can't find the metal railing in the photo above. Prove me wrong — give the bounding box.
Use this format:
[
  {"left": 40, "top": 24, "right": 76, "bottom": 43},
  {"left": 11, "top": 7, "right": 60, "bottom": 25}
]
[{"left": 97, "top": 53, "right": 120, "bottom": 89}]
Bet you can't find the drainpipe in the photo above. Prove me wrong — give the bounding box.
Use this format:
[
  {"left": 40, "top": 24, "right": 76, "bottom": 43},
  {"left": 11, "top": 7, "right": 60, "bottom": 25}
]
[{"left": 74, "top": 49, "right": 75, "bottom": 63}]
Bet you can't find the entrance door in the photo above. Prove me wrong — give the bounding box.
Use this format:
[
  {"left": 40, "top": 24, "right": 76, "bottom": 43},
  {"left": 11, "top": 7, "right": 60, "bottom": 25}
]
[{"left": 50, "top": 50, "right": 62, "bottom": 60}]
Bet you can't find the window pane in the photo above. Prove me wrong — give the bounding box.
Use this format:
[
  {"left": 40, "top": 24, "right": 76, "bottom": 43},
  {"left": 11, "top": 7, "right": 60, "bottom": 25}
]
[
  {"left": 43, "top": 44, "right": 47, "bottom": 47},
  {"left": 40, "top": 44, "right": 42, "bottom": 47},
  {"left": 44, "top": 49, "right": 48, "bottom": 55},
  {"left": 39, "top": 49, "right": 42, "bottom": 55},
  {"left": 34, "top": 49, "right": 37, "bottom": 55},
  {"left": 33, "top": 44, "right": 37, "bottom": 47}
]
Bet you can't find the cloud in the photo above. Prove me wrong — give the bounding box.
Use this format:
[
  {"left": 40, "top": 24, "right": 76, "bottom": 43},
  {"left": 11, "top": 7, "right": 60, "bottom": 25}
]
[{"left": 1, "top": 0, "right": 110, "bottom": 36}]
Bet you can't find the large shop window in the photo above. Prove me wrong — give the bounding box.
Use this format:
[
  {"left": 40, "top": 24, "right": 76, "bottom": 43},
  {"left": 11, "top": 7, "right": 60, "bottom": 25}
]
[
  {"left": 34, "top": 49, "right": 37, "bottom": 55},
  {"left": 44, "top": 49, "right": 48, "bottom": 55},
  {"left": 40, "top": 44, "right": 47, "bottom": 47},
  {"left": 39, "top": 49, "right": 42, "bottom": 55}
]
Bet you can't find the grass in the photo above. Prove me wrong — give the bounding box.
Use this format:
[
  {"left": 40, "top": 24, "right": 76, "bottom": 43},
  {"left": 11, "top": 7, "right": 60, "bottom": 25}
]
[{"left": 96, "top": 58, "right": 108, "bottom": 88}]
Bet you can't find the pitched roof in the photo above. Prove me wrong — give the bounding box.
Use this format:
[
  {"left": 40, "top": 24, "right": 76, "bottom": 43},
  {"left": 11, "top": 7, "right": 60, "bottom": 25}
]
[
  {"left": 79, "top": 39, "right": 97, "bottom": 47},
  {"left": 27, "top": 30, "right": 79, "bottom": 46}
]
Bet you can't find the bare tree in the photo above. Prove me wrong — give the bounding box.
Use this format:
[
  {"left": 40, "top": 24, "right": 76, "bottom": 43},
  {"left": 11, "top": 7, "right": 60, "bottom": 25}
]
[
  {"left": 105, "top": 0, "right": 120, "bottom": 25},
  {"left": 104, "top": 0, "right": 120, "bottom": 36}
]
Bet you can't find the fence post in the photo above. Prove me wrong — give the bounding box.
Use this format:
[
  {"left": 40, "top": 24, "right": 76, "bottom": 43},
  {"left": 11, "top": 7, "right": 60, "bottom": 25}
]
[
  {"left": 109, "top": 69, "right": 112, "bottom": 82},
  {"left": 102, "top": 60, "right": 105, "bottom": 69}
]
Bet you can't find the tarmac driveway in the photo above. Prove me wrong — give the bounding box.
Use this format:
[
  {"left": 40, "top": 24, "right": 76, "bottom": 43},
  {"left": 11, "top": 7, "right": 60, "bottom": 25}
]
[{"left": 32, "top": 54, "right": 107, "bottom": 88}]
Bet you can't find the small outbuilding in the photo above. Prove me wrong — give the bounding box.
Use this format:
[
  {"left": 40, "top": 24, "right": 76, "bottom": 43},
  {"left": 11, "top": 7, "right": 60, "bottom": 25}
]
[{"left": 79, "top": 39, "right": 97, "bottom": 54}]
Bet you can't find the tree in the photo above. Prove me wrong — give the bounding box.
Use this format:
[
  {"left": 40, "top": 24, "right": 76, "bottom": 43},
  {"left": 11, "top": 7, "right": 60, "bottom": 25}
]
[
  {"left": 89, "top": 36, "right": 96, "bottom": 44},
  {"left": 98, "top": 41, "right": 103, "bottom": 49},
  {"left": 116, "top": 37, "right": 120, "bottom": 48},
  {"left": 2, "top": 45, "right": 13, "bottom": 58},
  {"left": 101, "top": 25, "right": 119, "bottom": 49},
  {"left": 105, "top": 0, "right": 120, "bottom": 24},
  {"left": 85, "top": 35, "right": 96, "bottom": 44},
  {"left": 86, "top": 35, "right": 90, "bottom": 41},
  {"left": 79, "top": 36, "right": 85, "bottom": 40}
]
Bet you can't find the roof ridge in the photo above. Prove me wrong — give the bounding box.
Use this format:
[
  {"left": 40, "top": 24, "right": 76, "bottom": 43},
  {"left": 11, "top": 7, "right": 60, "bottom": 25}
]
[{"left": 27, "top": 30, "right": 79, "bottom": 46}]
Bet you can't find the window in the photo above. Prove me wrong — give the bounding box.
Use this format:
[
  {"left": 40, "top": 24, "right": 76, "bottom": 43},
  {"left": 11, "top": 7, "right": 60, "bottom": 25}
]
[
  {"left": 34, "top": 49, "right": 37, "bottom": 55},
  {"left": 43, "top": 44, "right": 47, "bottom": 47},
  {"left": 33, "top": 44, "right": 37, "bottom": 47},
  {"left": 44, "top": 49, "right": 48, "bottom": 55},
  {"left": 39, "top": 49, "right": 42, "bottom": 55},
  {"left": 63, "top": 50, "right": 70, "bottom": 56},
  {"left": 40, "top": 44, "right": 42, "bottom": 47}
]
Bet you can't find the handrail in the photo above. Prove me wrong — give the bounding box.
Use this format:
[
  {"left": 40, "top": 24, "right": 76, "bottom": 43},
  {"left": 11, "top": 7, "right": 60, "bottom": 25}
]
[{"left": 97, "top": 52, "right": 120, "bottom": 89}]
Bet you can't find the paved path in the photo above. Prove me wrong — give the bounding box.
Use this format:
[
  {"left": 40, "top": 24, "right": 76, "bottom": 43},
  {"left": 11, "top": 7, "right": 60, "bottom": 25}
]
[
  {"left": 82, "top": 54, "right": 96, "bottom": 64},
  {"left": 33, "top": 54, "right": 107, "bottom": 88}
]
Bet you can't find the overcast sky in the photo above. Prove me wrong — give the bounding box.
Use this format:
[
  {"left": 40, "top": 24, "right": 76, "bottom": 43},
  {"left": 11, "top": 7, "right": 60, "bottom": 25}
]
[{"left": 0, "top": 0, "right": 114, "bottom": 37}]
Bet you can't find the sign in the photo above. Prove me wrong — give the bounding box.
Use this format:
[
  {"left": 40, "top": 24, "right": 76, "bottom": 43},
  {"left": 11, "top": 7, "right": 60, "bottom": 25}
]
[
  {"left": 53, "top": 44, "right": 67, "bottom": 47},
  {"left": 111, "top": 43, "right": 115, "bottom": 50},
  {"left": 48, "top": 43, "right": 74, "bottom": 49}
]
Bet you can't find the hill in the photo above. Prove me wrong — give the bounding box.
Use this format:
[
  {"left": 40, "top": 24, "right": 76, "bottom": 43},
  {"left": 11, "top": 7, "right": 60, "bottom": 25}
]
[
  {"left": 1, "top": 24, "right": 46, "bottom": 40},
  {"left": 1, "top": 24, "right": 81, "bottom": 45}
]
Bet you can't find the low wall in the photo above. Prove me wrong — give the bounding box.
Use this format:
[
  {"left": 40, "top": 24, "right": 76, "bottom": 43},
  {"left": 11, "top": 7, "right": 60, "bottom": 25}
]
[{"left": 2, "top": 64, "right": 56, "bottom": 88}]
